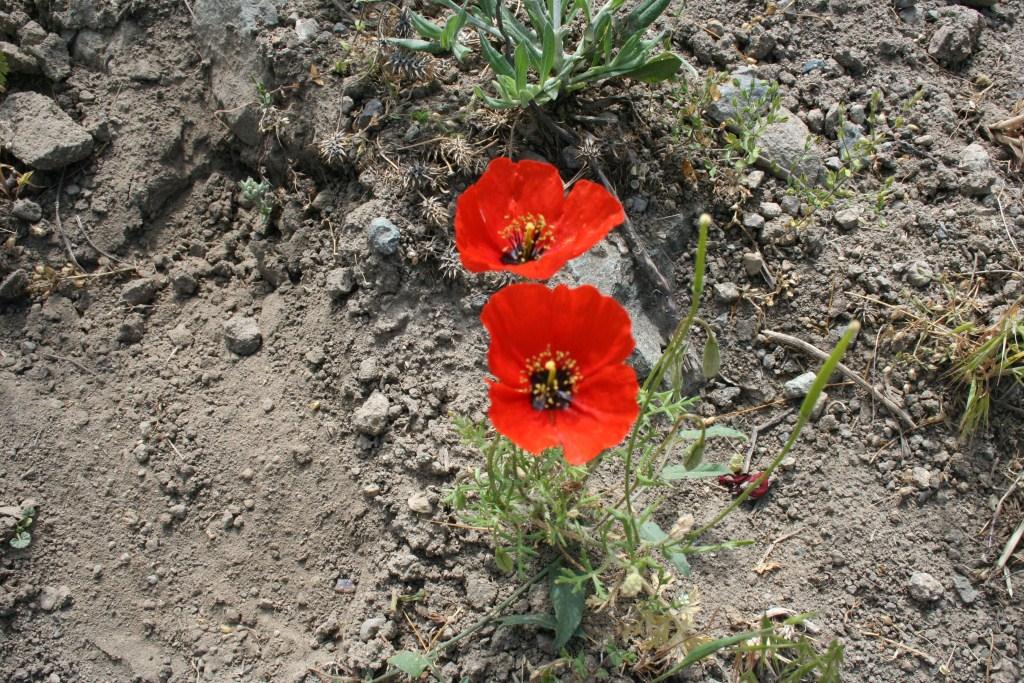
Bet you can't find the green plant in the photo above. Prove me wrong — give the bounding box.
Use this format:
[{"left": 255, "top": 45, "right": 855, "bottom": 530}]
[
  {"left": 391, "top": 0, "right": 692, "bottom": 109},
  {"left": 0, "top": 52, "right": 8, "bottom": 93},
  {"left": 8, "top": 504, "right": 36, "bottom": 549},
  {"left": 719, "top": 79, "right": 783, "bottom": 176},
  {"left": 378, "top": 216, "right": 852, "bottom": 679},
  {"left": 238, "top": 177, "right": 275, "bottom": 222}
]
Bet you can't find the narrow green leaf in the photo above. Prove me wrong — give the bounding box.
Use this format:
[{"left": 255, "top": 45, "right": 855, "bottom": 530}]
[
  {"left": 677, "top": 425, "right": 746, "bottom": 440},
  {"left": 496, "top": 613, "right": 558, "bottom": 629},
  {"left": 623, "top": 0, "right": 671, "bottom": 34},
  {"left": 514, "top": 42, "right": 529, "bottom": 92},
  {"left": 550, "top": 574, "right": 586, "bottom": 651},
  {"left": 639, "top": 521, "right": 668, "bottom": 544},
  {"left": 388, "top": 651, "right": 432, "bottom": 678},
  {"left": 540, "top": 22, "right": 557, "bottom": 80},
  {"left": 661, "top": 462, "right": 731, "bottom": 480},
  {"left": 407, "top": 9, "right": 443, "bottom": 39},
  {"left": 478, "top": 34, "right": 515, "bottom": 78},
  {"left": 384, "top": 37, "right": 446, "bottom": 54},
  {"left": 702, "top": 333, "right": 720, "bottom": 379},
  {"left": 651, "top": 629, "right": 773, "bottom": 682}
]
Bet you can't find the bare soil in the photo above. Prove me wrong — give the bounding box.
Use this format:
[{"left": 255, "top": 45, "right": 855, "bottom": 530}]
[{"left": 1, "top": 0, "right": 1023, "bottom": 682}]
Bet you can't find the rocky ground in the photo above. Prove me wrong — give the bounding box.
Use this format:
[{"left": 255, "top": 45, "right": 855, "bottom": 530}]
[{"left": 1, "top": 0, "right": 1023, "bottom": 681}]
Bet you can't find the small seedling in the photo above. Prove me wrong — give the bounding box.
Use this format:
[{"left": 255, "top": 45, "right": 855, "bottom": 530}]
[
  {"left": 8, "top": 505, "right": 36, "bottom": 549},
  {"left": 238, "top": 177, "right": 275, "bottom": 222}
]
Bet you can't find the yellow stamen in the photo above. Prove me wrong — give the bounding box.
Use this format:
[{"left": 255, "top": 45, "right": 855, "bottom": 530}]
[
  {"left": 544, "top": 359, "right": 557, "bottom": 387},
  {"left": 523, "top": 221, "right": 537, "bottom": 257}
]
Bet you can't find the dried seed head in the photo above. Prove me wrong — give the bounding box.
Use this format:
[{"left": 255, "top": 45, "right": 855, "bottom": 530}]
[
  {"left": 578, "top": 135, "right": 603, "bottom": 167},
  {"left": 402, "top": 161, "right": 442, "bottom": 192},
  {"left": 420, "top": 195, "right": 450, "bottom": 229},
  {"left": 383, "top": 48, "right": 432, "bottom": 83},
  {"left": 437, "top": 136, "right": 482, "bottom": 174},
  {"left": 393, "top": 9, "right": 414, "bottom": 39},
  {"left": 436, "top": 242, "right": 464, "bottom": 281},
  {"left": 318, "top": 131, "right": 350, "bottom": 167}
]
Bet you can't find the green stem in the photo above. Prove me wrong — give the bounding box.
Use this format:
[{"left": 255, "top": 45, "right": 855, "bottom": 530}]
[
  {"left": 688, "top": 322, "right": 860, "bottom": 540},
  {"left": 620, "top": 215, "right": 711, "bottom": 553}
]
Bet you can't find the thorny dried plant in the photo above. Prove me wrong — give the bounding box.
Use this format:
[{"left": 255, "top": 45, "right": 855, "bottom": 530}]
[
  {"left": 381, "top": 47, "right": 434, "bottom": 83},
  {"left": 434, "top": 135, "right": 484, "bottom": 174},
  {"left": 420, "top": 194, "right": 450, "bottom": 229},
  {"left": 401, "top": 160, "right": 445, "bottom": 192},
  {"left": 318, "top": 131, "right": 351, "bottom": 167},
  {"left": 433, "top": 240, "right": 464, "bottom": 281}
]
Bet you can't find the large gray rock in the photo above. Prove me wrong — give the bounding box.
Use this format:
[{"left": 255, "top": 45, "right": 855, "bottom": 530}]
[
  {"left": 192, "top": 0, "right": 283, "bottom": 146},
  {"left": 24, "top": 32, "right": 71, "bottom": 81},
  {"left": 928, "top": 6, "right": 984, "bottom": 67},
  {"left": 706, "top": 69, "right": 822, "bottom": 184},
  {"left": 0, "top": 41, "right": 40, "bottom": 74},
  {"left": 0, "top": 92, "right": 94, "bottom": 170}
]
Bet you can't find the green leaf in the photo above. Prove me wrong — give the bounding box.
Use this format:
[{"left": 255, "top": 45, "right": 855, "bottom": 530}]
[
  {"left": 651, "top": 629, "right": 773, "bottom": 682},
  {"left": 540, "top": 22, "right": 557, "bottom": 81},
  {"left": 639, "top": 521, "right": 668, "bottom": 544},
  {"left": 496, "top": 613, "right": 558, "bottom": 629},
  {"left": 677, "top": 425, "right": 746, "bottom": 440},
  {"left": 661, "top": 462, "right": 731, "bottom": 480},
  {"left": 479, "top": 35, "right": 515, "bottom": 78},
  {"left": 441, "top": 9, "right": 468, "bottom": 49},
  {"left": 683, "top": 433, "right": 705, "bottom": 470},
  {"left": 550, "top": 574, "right": 586, "bottom": 651},
  {"left": 668, "top": 552, "right": 691, "bottom": 576},
  {"left": 407, "top": 9, "right": 443, "bottom": 39},
  {"left": 495, "top": 545, "right": 514, "bottom": 574},
  {"left": 514, "top": 42, "right": 529, "bottom": 92},
  {"left": 623, "top": 0, "right": 671, "bottom": 34},
  {"left": 620, "top": 52, "right": 682, "bottom": 84},
  {"left": 384, "top": 37, "right": 447, "bottom": 54},
  {"left": 10, "top": 531, "right": 31, "bottom": 549},
  {"left": 702, "top": 331, "right": 720, "bottom": 379},
  {"left": 388, "top": 651, "right": 432, "bottom": 678}
]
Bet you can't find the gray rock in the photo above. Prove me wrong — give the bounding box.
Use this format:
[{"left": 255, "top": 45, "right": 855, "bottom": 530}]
[
  {"left": 294, "top": 17, "right": 319, "bottom": 42},
  {"left": 353, "top": 390, "right": 390, "bottom": 436},
  {"left": 709, "top": 386, "right": 741, "bottom": 408},
  {"left": 834, "top": 208, "right": 861, "bottom": 231},
  {"left": 407, "top": 492, "right": 433, "bottom": 514},
  {"left": 908, "top": 572, "right": 944, "bottom": 603},
  {"left": 170, "top": 270, "right": 198, "bottom": 296},
  {"left": 927, "top": 6, "right": 984, "bottom": 67},
  {"left": 0, "top": 269, "right": 29, "bottom": 301},
  {"left": 756, "top": 109, "right": 823, "bottom": 183},
  {"left": 359, "top": 616, "right": 387, "bottom": 642},
  {"left": 759, "top": 202, "right": 782, "bottom": 219},
  {"left": 911, "top": 466, "right": 931, "bottom": 489},
  {"left": 38, "top": 585, "right": 71, "bottom": 611},
  {"left": 465, "top": 575, "right": 497, "bottom": 609},
  {"left": 706, "top": 69, "right": 770, "bottom": 125},
  {"left": 223, "top": 316, "right": 262, "bottom": 356},
  {"left": 742, "top": 252, "right": 765, "bottom": 277},
  {"left": 167, "top": 323, "right": 193, "bottom": 348},
  {"left": 743, "top": 212, "right": 765, "bottom": 231},
  {"left": 958, "top": 142, "right": 997, "bottom": 196},
  {"left": 0, "top": 41, "right": 40, "bottom": 74},
  {"left": 783, "top": 371, "right": 817, "bottom": 399},
  {"left": 951, "top": 574, "right": 979, "bottom": 604},
  {"left": 713, "top": 282, "right": 741, "bottom": 304},
  {"left": 357, "top": 357, "right": 380, "bottom": 383},
  {"left": 12, "top": 199, "right": 43, "bottom": 223},
  {"left": 367, "top": 217, "right": 401, "bottom": 256},
  {"left": 326, "top": 267, "right": 355, "bottom": 300},
  {"left": 780, "top": 195, "right": 801, "bottom": 216},
  {"left": 0, "top": 92, "right": 94, "bottom": 170},
  {"left": 121, "top": 278, "right": 158, "bottom": 306},
  {"left": 25, "top": 31, "right": 71, "bottom": 81},
  {"left": 117, "top": 314, "right": 145, "bottom": 344},
  {"left": 906, "top": 261, "right": 934, "bottom": 288}
]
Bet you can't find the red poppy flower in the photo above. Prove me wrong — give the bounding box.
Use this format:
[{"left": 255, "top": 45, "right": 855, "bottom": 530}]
[
  {"left": 455, "top": 157, "right": 625, "bottom": 280},
  {"left": 481, "top": 283, "right": 639, "bottom": 465},
  {"left": 717, "top": 472, "right": 772, "bottom": 500}
]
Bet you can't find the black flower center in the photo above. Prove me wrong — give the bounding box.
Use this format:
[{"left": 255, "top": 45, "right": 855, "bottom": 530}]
[
  {"left": 524, "top": 350, "right": 580, "bottom": 411},
  {"left": 500, "top": 213, "right": 554, "bottom": 264}
]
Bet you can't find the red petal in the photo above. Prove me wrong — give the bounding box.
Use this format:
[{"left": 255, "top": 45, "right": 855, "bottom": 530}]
[
  {"left": 547, "top": 285, "right": 635, "bottom": 374},
  {"left": 480, "top": 283, "right": 560, "bottom": 385},
  {"left": 544, "top": 180, "right": 624, "bottom": 263},
  {"left": 556, "top": 364, "right": 640, "bottom": 464},
  {"left": 488, "top": 381, "right": 561, "bottom": 455}
]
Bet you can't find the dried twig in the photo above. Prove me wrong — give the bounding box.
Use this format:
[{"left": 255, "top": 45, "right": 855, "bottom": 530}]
[
  {"left": 75, "top": 216, "right": 135, "bottom": 268},
  {"left": 54, "top": 174, "right": 83, "bottom": 272},
  {"left": 760, "top": 329, "right": 916, "bottom": 430},
  {"left": 41, "top": 353, "right": 101, "bottom": 380}
]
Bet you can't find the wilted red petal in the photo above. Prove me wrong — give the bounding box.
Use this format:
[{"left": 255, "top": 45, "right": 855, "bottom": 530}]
[
  {"left": 482, "top": 283, "right": 639, "bottom": 464},
  {"left": 455, "top": 157, "right": 623, "bottom": 279}
]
